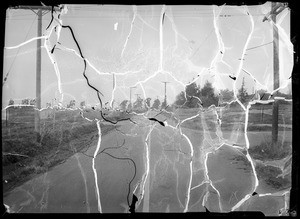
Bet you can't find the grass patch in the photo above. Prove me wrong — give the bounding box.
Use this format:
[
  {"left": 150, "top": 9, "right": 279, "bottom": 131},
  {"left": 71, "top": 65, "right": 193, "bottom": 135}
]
[
  {"left": 247, "top": 125, "right": 292, "bottom": 132},
  {"left": 247, "top": 136, "right": 292, "bottom": 191},
  {"left": 175, "top": 104, "right": 292, "bottom": 132},
  {"left": 248, "top": 137, "right": 292, "bottom": 161},
  {"left": 2, "top": 113, "right": 119, "bottom": 196},
  {"left": 255, "top": 163, "right": 291, "bottom": 190}
]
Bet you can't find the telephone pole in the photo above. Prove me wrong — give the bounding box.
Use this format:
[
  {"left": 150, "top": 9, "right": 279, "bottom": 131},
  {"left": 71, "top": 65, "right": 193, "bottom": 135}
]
[
  {"left": 111, "top": 73, "right": 115, "bottom": 109},
  {"left": 269, "top": 2, "right": 285, "bottom": 147},
  {"left": 36, "top": 9, "right": 42, "bottom": 136},
  {"left": 12, "top": 5, "right": 62, "bottom": 139},
  {"left": 161, "top": 81, "right": 170, "bottom": 106},
  {"left": 263, "top": 2, "right": 286, "bottom": 148},
  {"left": 129, "top": 86, "right": 137, "bottom": 105}
]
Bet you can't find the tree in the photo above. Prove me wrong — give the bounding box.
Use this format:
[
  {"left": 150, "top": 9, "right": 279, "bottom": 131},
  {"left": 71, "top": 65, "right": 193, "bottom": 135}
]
[
  {"left": 120, "top": 100, "right": 129, "bottom": 111},
  {"left": 145, "top": 98, "right": 151, "bottom": 108},
  {"left": 161, "top": 100, "right": 167, "bottom": 109},
  {"left": 21, "top": 98, "right": 29, "bottom": 105},
  {"left": 200, "top": 81, "right": 214, "bottom": 97},
  {"left": 186, "top": 96, "right": 201, "bottom": 108},
  {"left": 46, "top": 102, "right": 51, "bottom": 108},
  {"left": 127, "top": 103, "right": 133, "bottom": 111},
  {"left": 220, "top": 89, "right": 234, "bottom": 102},
  {"left": 174, "top": 81, "right": 219, "bottom": 108},
  {"left": 174, "top": 82, "right": 201, "bottom": 107},
  {"left": 30, "top": 99, "right": 36, "bottom": 105},
  {"left": 80, "top": 101, "right": 86, "bottom": 108},
  {"left": 133, "top": 97, "right": 144, "bottom": 110},
  {"left": 152, "top": 98, "right": 161, "bottom": 109},
  {"left": 174, "top": 91, "right": 186, "bottom": 107},
  {"left": 186, "top": 82, "right": 200, "bottom": 97},
  {"left": 8, "top": 99, "right": 14, "bottom": 105},
  {"left": 67, "top": 100, "right": 76, "bottom": 108},
  {"left": 238, "top": 77, "right": 249, "bottom": 104},
  {"left": 200, "top": 81, "right": 219, "bottom": 107}
]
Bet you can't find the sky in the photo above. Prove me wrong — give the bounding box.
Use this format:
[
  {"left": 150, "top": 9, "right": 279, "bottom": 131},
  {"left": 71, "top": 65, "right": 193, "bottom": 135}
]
[{"left": 2, "top": 3, "right": 293, "bottom": 109}]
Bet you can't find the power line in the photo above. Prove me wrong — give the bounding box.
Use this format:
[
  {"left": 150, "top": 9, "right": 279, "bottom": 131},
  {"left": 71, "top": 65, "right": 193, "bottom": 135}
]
[
  {"left": 161, "top": 81, "right": 170, "bottom": 105},
  {"left": 190, "top": 27, "right": 215, "bottom": 59},
  {"left": 69, "top": 6, "right": 264, "bottom": 13},
  {"left": 6, "top": 13, "right": 265, "bottom": 20},
  {"left": 3, "top": 13, "right": 37, "bottom": 87},
  {"left": 246, "top": 41, "right": 273, "bottom": 51},
  {"left": 5, "top": 13, "right": 36, "bottom": 17}
]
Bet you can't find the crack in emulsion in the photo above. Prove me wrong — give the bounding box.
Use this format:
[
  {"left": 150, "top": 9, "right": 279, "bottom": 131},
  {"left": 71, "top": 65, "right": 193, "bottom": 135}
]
[
  {"left": 159, "top": 5, "right": 166, "bottom": 71},
  {"left": 60, "top": 25, "right": 104, "bottom": 105},
  {"left": 211, "top": 4, "right": 232, "bottom": 75},
  {"left": 80, "top": 138, "right": 137, "bottom": 211},
  {"left": 92, "top": 120, "right": 103, "bottom": 213},
  {"left": 50, "top": 16, "right": 140, "bottom": 211},
  {"left": 121, "top": 5, "right": 137, "bottom": 59},
  {"left": 74, "top": 153, "right": 91, "bottom": 213},
  {"left": 3, "top": 3, "right": 292, "bottom": 214}
]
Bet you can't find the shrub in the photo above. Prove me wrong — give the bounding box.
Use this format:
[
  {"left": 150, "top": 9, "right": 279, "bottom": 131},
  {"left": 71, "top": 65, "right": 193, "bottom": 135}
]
[
  {"left": 255, "top": 163, "right": 290, "bottom": 190},
  {"left": 248, "top": 138, "right": 291, "bottom": 161}
]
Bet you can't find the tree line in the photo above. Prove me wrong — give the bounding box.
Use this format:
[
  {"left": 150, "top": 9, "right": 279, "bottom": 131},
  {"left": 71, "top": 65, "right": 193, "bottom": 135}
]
[{"left": 8, "top": 77, "right": 291, "bottom": 110}]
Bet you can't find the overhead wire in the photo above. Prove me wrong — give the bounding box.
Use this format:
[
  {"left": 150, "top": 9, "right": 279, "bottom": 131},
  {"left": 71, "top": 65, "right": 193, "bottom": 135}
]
[
  {"left": 246, "top": 41, "right": 273, "bottom": 51},
  {"left": 7, "top": 13, "right": 265, "bottom": 19},
  {"left": 6, "top": 9, "right": 265, "bottom": 20},
  {"left": 3, "top": 13, "right": 37, "bottom": 87}
]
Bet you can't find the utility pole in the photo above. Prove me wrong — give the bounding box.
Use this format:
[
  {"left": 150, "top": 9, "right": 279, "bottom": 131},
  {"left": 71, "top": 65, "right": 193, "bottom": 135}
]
[
  {"left": 134, "top": 94, "right": 141, "bottom": 110},
  {"left": 270, "top": 2, "right": 283, "bottom": 148},
  {"left": 161, "top": 81, "right": 170, "bottom": 107},
  {"left": 36, "top": 9, "right": 42, "bottom": 137},
  {"left": 111, "top": 73, "right": 115, "bottom": 109},
  {"left": 263, "top": 2, "right": 286, "bottom": 148},
  {"left": 12, "top": 5, "right": 62, "bottom": 140},
  {"left": 129, "top": 86, "right": 137, "bottom": 104}
]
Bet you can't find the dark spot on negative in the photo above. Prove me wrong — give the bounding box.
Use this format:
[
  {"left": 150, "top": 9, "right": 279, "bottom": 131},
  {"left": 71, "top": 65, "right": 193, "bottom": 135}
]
[
  {"left": 129, "top": 194, "right": 138, "bottom": 213},
  {"left": 229, "top": 75, "right": 236, "bottom": 80}
]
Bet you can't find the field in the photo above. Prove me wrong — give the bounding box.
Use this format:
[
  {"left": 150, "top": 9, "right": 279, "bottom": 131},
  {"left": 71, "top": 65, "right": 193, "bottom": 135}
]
[
  {"left": 2, "top": 102, "right": 293, "bottom": 211},
  {"left": 171, "top": 102, "right": 292, "bottom": 132},
  {"left": 2, "top": 109, "right": 120, "bottom": 195},
  {"left": 170, "top": 102, "right": 292, "bottom": 194}
]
